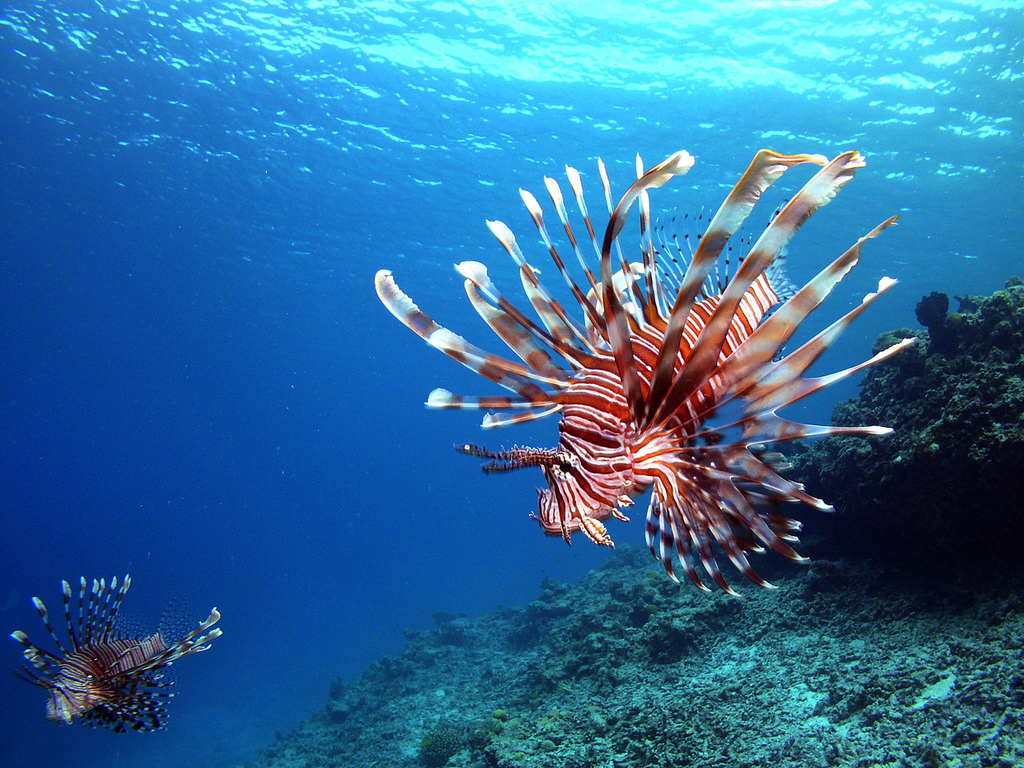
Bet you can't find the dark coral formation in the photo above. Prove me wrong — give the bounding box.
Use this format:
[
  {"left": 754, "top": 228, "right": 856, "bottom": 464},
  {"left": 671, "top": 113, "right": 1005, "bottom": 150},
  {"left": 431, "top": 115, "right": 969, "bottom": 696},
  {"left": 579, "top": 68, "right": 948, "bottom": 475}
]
[
  {"left": 420, "top": 724, "right": 465, "bottom": 768},
  {"left": 240, "top": 546, "right": 1024, "bottom": 768},
  {"left": 793, "top": 277, "right": 1024, "bottom": 566},
  {"left": 915, "top": 290, "right": 957, "bottom": 355}
]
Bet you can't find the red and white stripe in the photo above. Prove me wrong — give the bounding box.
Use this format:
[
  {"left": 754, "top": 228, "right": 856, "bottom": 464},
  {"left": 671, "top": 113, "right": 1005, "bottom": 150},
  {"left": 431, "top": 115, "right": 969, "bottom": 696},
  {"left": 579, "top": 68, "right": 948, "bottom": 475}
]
[{"left": 376, "top": 148, "right": 912, "bottom": 592}]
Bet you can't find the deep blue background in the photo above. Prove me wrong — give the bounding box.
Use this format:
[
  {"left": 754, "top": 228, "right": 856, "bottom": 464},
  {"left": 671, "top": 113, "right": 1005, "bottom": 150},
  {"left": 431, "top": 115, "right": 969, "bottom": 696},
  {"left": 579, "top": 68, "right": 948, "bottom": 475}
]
[{"left": 1, "top": 2, "right": 1021, "bottom": 766}]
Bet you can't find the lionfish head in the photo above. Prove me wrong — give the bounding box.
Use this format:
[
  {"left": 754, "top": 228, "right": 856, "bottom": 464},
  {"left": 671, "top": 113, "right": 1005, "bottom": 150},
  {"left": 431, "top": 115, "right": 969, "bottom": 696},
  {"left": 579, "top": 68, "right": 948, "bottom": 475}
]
[
  {"left": 535, "top": 461, "right": 622, "bottom": 547},
  {"left": 456, "top": 438, "right": 632, "bottom": 547},
  {"left": 46, "top": 684, "right": 95, "bottom": 725}
]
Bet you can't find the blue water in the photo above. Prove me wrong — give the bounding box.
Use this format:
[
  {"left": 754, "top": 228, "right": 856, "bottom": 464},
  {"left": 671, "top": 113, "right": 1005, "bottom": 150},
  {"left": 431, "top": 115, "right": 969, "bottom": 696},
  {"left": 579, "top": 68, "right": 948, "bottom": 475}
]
[{"left": 1, "top": 1, "right": 1021, "bottom": 766}]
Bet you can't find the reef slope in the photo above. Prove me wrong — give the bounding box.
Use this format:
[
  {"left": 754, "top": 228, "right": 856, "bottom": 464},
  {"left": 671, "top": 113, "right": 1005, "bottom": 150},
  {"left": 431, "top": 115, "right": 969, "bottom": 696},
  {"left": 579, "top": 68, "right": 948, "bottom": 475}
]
[{"left": 240, "top": 546, "right": 1024, "bottom": 768}]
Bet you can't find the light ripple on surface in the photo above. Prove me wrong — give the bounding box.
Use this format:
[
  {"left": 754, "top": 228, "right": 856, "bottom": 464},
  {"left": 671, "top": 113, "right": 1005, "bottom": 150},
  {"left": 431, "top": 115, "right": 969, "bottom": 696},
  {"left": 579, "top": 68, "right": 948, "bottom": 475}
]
[{"left": 0, "top": 0, "right": 1021, "bottom": 292}]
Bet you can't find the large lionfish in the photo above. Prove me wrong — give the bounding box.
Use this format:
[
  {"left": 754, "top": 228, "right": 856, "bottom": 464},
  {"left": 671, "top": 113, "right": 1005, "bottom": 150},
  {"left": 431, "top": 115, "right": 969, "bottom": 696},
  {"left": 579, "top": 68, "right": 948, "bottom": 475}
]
[
  {"left": 376, "top": 149, "right": 912, "bottom": 593},
  {"left": 10, "top": 575, "right": 222, "bottom": 731}
]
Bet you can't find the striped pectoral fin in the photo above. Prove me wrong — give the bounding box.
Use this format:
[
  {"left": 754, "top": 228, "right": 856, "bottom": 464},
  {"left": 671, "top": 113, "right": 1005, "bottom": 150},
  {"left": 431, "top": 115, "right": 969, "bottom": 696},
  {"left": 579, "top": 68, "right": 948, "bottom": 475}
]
[
  {"left": 645, "top": 498, "right": 710, "bottom": 590},
  {"left": 716, "top": 481, "right": 808, "bottom": 565},
  {"left": 485, "top": 220, "right": 596, "bottom": 354},
  {"left": 375, "top": 270, "right": 558, "bottom": 400},
  {"left": 717, "top": 218, "right": 900, "bottom": 395},
  {"left": 686, "top": 150, "right": 829, "bottom": 280},
  {"left": 709, "top": 444, "right": 832, "bottom": 519},
  {"left": 186, "top": 608, "right": 223, "bottom": 652},
  {"left": 700, "top": 465, "right": 810, "bottom": 566},
  {"left": 481, "top": 406, "right": 563, "bottom": 428},
  {"left": 139, "top": 608, "right": 223, "bottom": 673},
  {"left": 740, "top": 412, "right": 896, "bottom": 445},
  {"left": 708, "top": 150, "right": 864, "bottom": 329},
  {"left": 458, "top": 263, "right": 580, "bottom": 379},
  {"left": 645, "top": 151, "right": 828, "bottom": 426},
  {"left": 426, "top": 388, "right": 562, "bottom": 427},
  {"left": 647, "top": 152, "right": 869, "bottom": 430},
  {"left": 647, "top": 477, "right": 744, "bottom": 594},
  {"left": 744, "top": 331, "right": 916, "bottom": 416},
  {"left": 651, "top": 458, "right": 819, "bottom": 591},
  {"left": 706, "top": 508, "right": 777, "bottom": 590},
  {"left": 757, "top": 272, "right": 904, "bottom": 387},
  {"left": 748, "top": 151, "right": 865, "bottom": 268},
  {"left": 688, "top": 479, "right": 781, "bottom": 593},
  {"left": 426, "top": 388, "right": 553, "bottom": 410},
  {"left": 690, "top": 512, "right": 740, "bottom": 595}
]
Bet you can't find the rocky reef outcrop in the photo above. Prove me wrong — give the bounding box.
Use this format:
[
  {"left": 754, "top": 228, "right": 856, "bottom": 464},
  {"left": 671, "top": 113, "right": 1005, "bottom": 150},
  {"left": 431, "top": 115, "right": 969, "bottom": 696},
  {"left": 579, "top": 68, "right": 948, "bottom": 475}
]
[{"left": 792, "top": 277, "right": 1024, "bottom": 567}]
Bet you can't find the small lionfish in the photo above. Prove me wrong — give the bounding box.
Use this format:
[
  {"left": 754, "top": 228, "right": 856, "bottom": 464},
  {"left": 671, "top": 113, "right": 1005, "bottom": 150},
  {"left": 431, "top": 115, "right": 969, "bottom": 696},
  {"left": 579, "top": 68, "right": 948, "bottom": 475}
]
[
  {"left": 376, "top": 149, "right": 912, "bottom": 593},
  {"left": 10, "top": 575, "right": 221, "bottom": 731}
]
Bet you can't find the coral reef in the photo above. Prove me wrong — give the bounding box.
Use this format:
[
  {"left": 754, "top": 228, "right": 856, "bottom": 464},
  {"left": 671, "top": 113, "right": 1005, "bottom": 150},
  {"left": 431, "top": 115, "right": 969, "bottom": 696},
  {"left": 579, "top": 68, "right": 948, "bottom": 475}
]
[
  {"left": 237, "top": 546, "right": 1024, "bottom": 768},
  {"left": 792, "top": 277, "right": 1024, "bottom": 566}
]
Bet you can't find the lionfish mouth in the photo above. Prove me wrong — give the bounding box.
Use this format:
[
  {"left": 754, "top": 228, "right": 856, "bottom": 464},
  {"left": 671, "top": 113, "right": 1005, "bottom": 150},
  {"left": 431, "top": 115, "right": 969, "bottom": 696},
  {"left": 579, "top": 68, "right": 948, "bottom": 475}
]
[
  {"left": 456, "top": 443, "right": 575, "bottom": 474},
  {"left": 376, "top": 148, "right": 912, "bottom": 593}
]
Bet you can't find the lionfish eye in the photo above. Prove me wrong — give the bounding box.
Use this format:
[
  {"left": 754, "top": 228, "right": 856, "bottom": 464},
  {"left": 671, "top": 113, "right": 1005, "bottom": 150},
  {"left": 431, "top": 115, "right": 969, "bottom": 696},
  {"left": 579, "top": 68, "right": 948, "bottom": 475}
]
[{"left": 554, "top": 452, "right": 577, "bottom": 476}]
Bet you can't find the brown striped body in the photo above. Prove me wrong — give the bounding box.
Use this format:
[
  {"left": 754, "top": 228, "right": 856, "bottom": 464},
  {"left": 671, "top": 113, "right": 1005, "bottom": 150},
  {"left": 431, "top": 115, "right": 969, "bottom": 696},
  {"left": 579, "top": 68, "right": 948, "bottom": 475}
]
[
  {"left": 538, "top": 274, "right": 783, "bottom": 548},
  {"left": 376, "top": 149, "right": 913, "bottom": 592},
  {"left": 44, "top": 635, "right": 169, "bottom": 724},
  {"left": 10, "top": 576, "right": 222, "bottom": 731}
]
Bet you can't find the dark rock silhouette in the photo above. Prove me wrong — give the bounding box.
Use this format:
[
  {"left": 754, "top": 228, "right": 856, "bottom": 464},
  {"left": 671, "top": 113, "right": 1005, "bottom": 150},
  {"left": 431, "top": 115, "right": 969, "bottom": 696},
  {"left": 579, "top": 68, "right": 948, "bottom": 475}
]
[{"left": 793, "top": 277, "right": 1024, "bottom": 567}]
